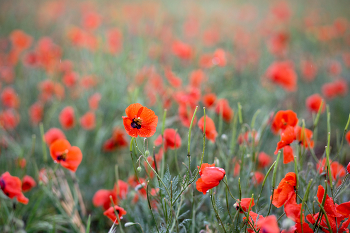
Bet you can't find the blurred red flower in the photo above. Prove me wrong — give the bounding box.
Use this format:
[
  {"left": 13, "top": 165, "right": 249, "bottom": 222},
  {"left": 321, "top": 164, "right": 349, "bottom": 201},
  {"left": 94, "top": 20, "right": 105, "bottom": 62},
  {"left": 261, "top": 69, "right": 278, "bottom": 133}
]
[
  {"left": 49, "top": 139, "right": 83, "bottom": 172},
  {"left": 88, "top": 93, "right": 101, "bottom": 110},
  {"left": 258, "top": 152, "right": 272, "bottom": 168},
  {"left": 59, "top": 106, "right": 75, "bottom": 130},
  {"left": 202, "top": 93, "right": 217, "bottom": 108},
  {"left": 0, "top": 172, "right": 28, "bottom": 204},
  {"left": 154, "top": 128, "right": 181, "bottom": 151},
  {"left": 29, "top": 102, "right": 43, "bottom": 125},
  {"left": 265, "top": 61, "right": 297, "bottom": 92},
  {"left": 306, "top": 94, "right": 325, "bottom": 113},
  {"left": 322, "top": 79, "right": 348, "bottom": 99},
  {"left": 198, "top": 116, "right": 218, "bottom": 143},
  {"left": 80, "top": 111, "right": 96, "bottom": 130},
  {"left": 215, "top": 99, "right": 233, "bottom": 122},
  {"left": 122, "top": 103, "right": 158, "bottom": 138},
  {"left": 44, "top": 128, "right": 66, "bottom": 146},
  {"left": 1, "top": 87, "right": 20, "bottom": 108},
  {"left": 22, "top": 175, "right": 36, "bottom": 192},
  {"left": 271, "top": 110, "right": 298, "bottom": 134},
  {"left": 103, "top": 205, "right": 127, "bottom": 224},
  {"left": 234, "top": 198, "right": 255, "bottom": 212}
]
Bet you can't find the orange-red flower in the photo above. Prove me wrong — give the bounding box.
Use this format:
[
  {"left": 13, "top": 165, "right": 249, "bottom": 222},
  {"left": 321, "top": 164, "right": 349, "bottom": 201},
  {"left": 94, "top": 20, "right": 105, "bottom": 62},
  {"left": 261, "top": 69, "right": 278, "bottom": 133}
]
[
  {"left": 196, "top": 163, "right": 225, "bottom": 194},
  {"left": 202, "top": 93, "right": 217, "bottom": 108},
  {"left": 234, "top": 198, "right": 255, "bottom": 212},
  {"left": 252, "top": 172, "right": 265, "bottom": 186},
  {"left": 295, "top": 126, "right": 314, "bottom": 148},
  {"left": 346, "top": 131, "right": 350, "bottom": 145},
  {"left": 172, "top": 40, "right": 193, "bottom": 60},
  {"left": 102, "top": 128, "right": 128, "bottom": 152},
  {"left": 29, "top": 102, "right": 43, "bottom": 125},
  {"left": 59, "top": 106, "right": 75, "bottom": 130},
  {"left": 347, "top": 162, "right": 350, "bottom": 174},
  {"left": 80, "top": 111, "right": 96, "bottom": 130},
  {"left": 0, "top": 109, "right": 20, "bottom": 130},
  {"left": 283, "top": 145, "right": 294, "bottom": 164},
  {"left": 122, "top": 103, "right": 158, "bottom": 138},
  {"left": 0, "top": 172, "right": 28, "bottom": 204},
  {"left": 265, "top": 61, "right": 297, "bottom": 92},
  {"left": 272, "top": 172, "right": 297, "bottom": 208},
  {"left": 215, "top": 99, "right": 233, "bottom": 122},
  {"left": 106, "top": 28, "right": 123, "bottom": 54},
  {"left": 10, "top": 30, "right": 33, "bottom": 51},
  {"left": 93, "top": 181, "right": 128, "bottom": 210},
  {"left": 198, "top": 116, "right": 218, "bottom": 143},
  {"left": 256, "top": 215, "right": 280, "bottom": 233},
  {"left": 322, "top": 79, "right": 348, "bottom": 99},
  {"left": 306, "top": 94, "right": 325, "bottom": 113},
  {"left": 154, "top": 128, "right": 181, "bottom": 151},
  {"left": 300, "top": 60, "right": 318, "bottom": 82},
  {"left": 275, "top": 126, "right": 296, "bottom": 154},
  {"left": 22, "top": 175, "right": 36, "bottom": 192},
  {"left": 258, "top": 152, "right": 272, "bottom": 168},
  {"left": 1, "top": 87, "right": 20, "bottom": 109},
  {"left": 44, "top": 128, "right": 66, "bottom": 146},
  {"left": 49, "top": 139, "right": 83, "bottom": 172},
  {"left": 271, "top": 110, "right": 298, "bottom": 134},
  {"left": 88, "top": 93, "right": 101, "bottom": 110},
  {"left": 103, "top": 205, "right": 127, "bottom": 224}
]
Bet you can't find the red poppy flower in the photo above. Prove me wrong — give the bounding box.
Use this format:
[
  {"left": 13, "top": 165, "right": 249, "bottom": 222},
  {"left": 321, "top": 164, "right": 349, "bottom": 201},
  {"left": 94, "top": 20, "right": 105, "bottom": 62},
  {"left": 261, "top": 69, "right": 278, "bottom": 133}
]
[
  {"left": 234, "top": 198, "right": 255, "bottom": 212},
  {"left": 80, "top": 111, "right": 96, "bottom": 130},
  {"left": 295, "top": 126, "right": 314, "bottom": 148},
  {"left": 49, "top": 139, "right": 83, "bottom": 172},
  {"left": 196, "top": 163, "right": 225, "bottom": 194},
  {"left": 122, "top": 103, "right": 158, "bottom": 138},
  {"left": 88, "top": 93, "right": 101, "bottom": 110},
  {"left": 256, "top": 215, "right": 280, "bottom": 233},
  {"left": 59, "top": 106, "right": 75, "bottom": 130},
  {"left": 347, "top": 162, "right": 350, "bottom": 174},
  {"left": 271, "top": 110, "right": 298, "bottom": 134},
  {"left": 257, "top": 152, "right": 272, "bottom": 168},
  {"left": 268, "top": 31, "right": 289, "bottom": 56},
  {"left": 316, "top": 185, "right": 342, "bottom": 217},
  {"left": 285, "top": 202, "right": 305, "bottom": 223},
  {"left": 243, "top": 211, "right": 264, "bottom": 233},
  {"left": 154, "top": 128, "right": 181, "bottom": 151},
  {"left": 82, "top": 12, "right": 101, "bottom": 31},
  {"left": 29, "top": 102, "right": 43, "bottom": 125},
  {"left": 63, "top": 71, "right": 78, "bottom": 88},
  {"left": 16, "top": 158, "right": 26, "bottom": 168},
  {"left": 275, "top": 126, "right": 296, "bottom": 154},
  {"left": 198, "top": 116, "right": 218, "bottom": 143},
  {"left": 265, "top": 61, "right": 297, "bottom": 92},
  {"left": 172, "top": 40, "right": 193, "bottom": 60},
  {"left": 10, "top": 30, "right": 33, "bottom": 51},
  {"left": 301, "top": 60, "right": 318, "bottom": 82},
  {"left": 178, "top": 104, "right": 197, "bottom": 128},
  {"left": 306, "top": 94, "right": 325, "bottom": 113},
  {"left": 0, "top": 172, "right": 28, "bottom": 204},
  {"left": 322, "top": 79, "right": 348, "bottom": 99},
  {"left": 44, "top": 128, "right": 66, "bottom": 146},
  {"left": 189, "top": 70, "right": 206, "bottom": 88},
  {"left": 215, "top": 99, "right": 233, "bottom": 122},
  {"left": 106, "top": 28, "right": 123, "bottom": 54},
  {"left": 0, "top": 109, "right": 20, "bottom": 130},
  {"left": 252, "top": 172, "right": 265, "bottom": 186},
  {"left": 212, "top": 49, "right": 227, "bottom": 67},
  {"left": 22, "top": 175, "right": 36, "bottom": 192},
  {"left": 93, "top": 180, "right": 128, "bottom": 210},
  {"left": 272, "top": 172, "right": 297, "bottom": 208},
  {"left": 346, "top": 131, "right": 350, "bottom": 145},
  {"left": 283, "top": 145, "right": 294, "bottom": 164},
  {"left": 103, "top": 205, "right": 127, "bottom": 224},
  {"left": 1, "top": 87, "right": 20, "bottom": 108},
  {"left": 202, "top": 93, "right": 217, "bottom": 108},
  {"left": 164, "top": 67, "right": 182, "bottom": 88}
]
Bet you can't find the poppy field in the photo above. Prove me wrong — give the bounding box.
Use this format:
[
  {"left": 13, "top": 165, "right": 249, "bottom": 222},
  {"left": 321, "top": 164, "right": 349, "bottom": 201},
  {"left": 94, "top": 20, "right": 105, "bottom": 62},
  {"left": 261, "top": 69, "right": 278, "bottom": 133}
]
[{"left": 1, "top": 0, "right": 350, "bottom": 232}]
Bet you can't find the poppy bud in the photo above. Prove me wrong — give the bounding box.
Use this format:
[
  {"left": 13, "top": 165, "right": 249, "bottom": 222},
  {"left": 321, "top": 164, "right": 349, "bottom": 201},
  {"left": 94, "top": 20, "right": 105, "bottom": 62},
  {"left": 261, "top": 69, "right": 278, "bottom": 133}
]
[
  {"left": 145, "top": 150, "right": 150, "bottom": 156},
  {"left": 137, "top": 166, "right": 142, "bottom": 173}
]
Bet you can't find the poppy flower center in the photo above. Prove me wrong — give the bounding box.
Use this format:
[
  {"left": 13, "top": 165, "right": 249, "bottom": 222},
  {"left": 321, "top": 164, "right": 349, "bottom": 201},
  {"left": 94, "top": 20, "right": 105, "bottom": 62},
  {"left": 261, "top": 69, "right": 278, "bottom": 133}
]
[
  {"left": 56, "top": 149, "right": 69, "bottom": 161},
  {"left": 131, "top": 117, "right": 142, "bottom": 129}
]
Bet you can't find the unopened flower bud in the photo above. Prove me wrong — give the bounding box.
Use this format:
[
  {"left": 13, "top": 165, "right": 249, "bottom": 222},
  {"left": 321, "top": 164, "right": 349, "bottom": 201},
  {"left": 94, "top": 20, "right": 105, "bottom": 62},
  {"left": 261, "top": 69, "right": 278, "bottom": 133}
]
[
  {"left": 145, "top": 150, "right": 150, "bottom": 156},
  {"left": 137, "top": 166, "right": 142, "bottom": 172}
]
